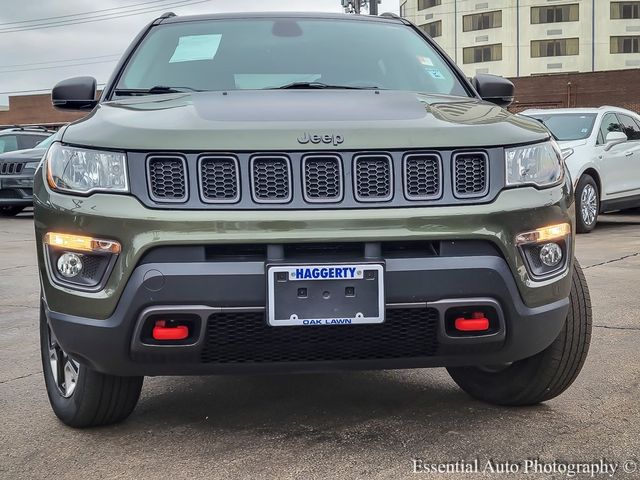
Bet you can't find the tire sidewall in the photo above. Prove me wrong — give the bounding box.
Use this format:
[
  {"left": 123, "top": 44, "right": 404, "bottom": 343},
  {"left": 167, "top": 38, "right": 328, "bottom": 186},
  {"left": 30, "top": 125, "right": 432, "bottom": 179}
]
[{"left": 575, "top": 175, "right": 599, "bottom": 233}]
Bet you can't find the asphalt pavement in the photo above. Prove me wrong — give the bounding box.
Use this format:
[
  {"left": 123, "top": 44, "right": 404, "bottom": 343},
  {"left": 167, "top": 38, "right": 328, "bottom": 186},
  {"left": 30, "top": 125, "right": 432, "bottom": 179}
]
[{"left": 1, "top": 210, "right": 639, "bottom": 479}]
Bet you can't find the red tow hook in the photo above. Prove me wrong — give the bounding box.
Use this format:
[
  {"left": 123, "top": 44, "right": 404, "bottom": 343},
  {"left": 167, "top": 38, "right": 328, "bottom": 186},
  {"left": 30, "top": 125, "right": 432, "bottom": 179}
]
[
  {"left": 454, "top": 312, "right": 490, "bottom": 332},
  {"left": 152, "top": 320, "right": 189, "bottom": 341}
]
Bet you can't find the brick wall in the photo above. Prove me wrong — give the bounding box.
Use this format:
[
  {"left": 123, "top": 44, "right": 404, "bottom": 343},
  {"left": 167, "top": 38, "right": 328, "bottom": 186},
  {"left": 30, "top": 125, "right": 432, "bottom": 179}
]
[
  {"left": 509, "top": 69, "right": 640, "bottom": 114},
  {"left": 0, "top": 93, "right": 88, "bottom": 128}
]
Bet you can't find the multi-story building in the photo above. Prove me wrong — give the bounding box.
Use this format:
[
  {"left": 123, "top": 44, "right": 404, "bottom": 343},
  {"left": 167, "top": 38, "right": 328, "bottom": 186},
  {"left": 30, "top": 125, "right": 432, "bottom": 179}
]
[{"left": 400, "top": 0, "right": 640, "bottom": 77}]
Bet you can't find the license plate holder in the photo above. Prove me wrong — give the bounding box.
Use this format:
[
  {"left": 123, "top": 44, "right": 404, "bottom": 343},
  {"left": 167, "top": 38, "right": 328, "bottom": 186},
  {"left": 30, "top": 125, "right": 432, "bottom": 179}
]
[{"left": 267, "top": 264, "right": 384, "bottom": 326}]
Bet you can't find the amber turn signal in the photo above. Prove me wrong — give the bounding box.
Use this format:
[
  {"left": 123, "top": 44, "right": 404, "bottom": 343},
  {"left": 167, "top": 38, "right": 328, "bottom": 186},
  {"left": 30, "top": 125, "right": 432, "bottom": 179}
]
[{"left": 44, "top": 232, "right": 121, "bottom": 254}]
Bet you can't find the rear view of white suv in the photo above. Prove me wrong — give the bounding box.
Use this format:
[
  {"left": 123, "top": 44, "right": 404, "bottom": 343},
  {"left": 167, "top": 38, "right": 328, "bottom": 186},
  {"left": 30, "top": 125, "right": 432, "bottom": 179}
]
[{"left": 521, "top": 106, "right": 640, "bottom": 232}]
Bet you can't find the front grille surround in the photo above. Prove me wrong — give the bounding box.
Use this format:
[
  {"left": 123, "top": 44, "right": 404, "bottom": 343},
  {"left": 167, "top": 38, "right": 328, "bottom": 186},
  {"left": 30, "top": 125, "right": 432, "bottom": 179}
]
[
  {"left": 147, "top": 155, "right": 188, "bottom": 203},
  {"left": 452, "top": 151, "right": 490, "bottom": 199},
  {"left": 135, "top": 149, "right": 498, "bottom": 210},
  {"left": 353, "top": 153, "right": 394, "bottom": 202},
  {"left": 302, "top": 154, "right": 344, "bottom": 203},
  {"left": 198, "top": 155, "right": 241, "bottom": 204},
  {"left": 403, "top": 153, "right": 443, "bottom": 201},
  {"left": 250, "top": 155, "right": 293, "bottom": 204}
]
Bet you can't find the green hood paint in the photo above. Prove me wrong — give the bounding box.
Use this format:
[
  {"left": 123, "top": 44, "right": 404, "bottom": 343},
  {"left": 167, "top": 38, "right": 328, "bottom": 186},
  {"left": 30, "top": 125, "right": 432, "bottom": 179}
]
[{"left": 61, "top": 90, "right": 549, "bottom": 151}]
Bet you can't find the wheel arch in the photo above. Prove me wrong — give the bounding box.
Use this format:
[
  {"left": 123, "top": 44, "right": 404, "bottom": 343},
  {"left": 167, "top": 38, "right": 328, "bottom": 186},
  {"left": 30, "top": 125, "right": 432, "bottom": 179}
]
[{"left": 578, "top": 168, "right": 602, "bottom": 200}]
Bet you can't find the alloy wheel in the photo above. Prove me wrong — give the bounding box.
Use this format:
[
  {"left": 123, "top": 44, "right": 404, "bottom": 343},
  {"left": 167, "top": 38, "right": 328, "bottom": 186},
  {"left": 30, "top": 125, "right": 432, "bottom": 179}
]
[
  {"left": 580, "top": 184, "right": 598, "bottom": 226},
  {"left": 47, "top": 326, "right": 80, "bottom": 398}
]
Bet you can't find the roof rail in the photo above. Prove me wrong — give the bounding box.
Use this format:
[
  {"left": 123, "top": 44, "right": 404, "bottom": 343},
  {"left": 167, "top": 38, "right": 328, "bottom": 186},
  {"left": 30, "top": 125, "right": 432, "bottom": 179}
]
[
  {"left": 154, "top": 11, "right": 176, "bottom": 24},
  {"left": 380, "top": 12, "right": 401, "bottom": 19}
]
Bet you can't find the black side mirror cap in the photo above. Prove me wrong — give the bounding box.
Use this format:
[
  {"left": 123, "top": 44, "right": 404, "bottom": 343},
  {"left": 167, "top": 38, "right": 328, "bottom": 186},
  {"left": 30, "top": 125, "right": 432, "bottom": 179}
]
[
  {"left": 472, "top": 74, "right": 515, "bottom": 108},
  {"left": 51, "top": 76, "right": 98, "bottom": 111}
]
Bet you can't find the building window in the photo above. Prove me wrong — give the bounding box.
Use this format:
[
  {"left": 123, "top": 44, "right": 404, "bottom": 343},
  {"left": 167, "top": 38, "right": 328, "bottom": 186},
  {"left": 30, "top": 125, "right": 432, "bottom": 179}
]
[
  {"left": 531, "top": 38, "right": 579, "bottom": 57},
  {"left": 611, "top": 36, "right": 640, "bottom": 53},
  {"left": 611, "top": 1, "right": 640, "bottom": 19},
  {"left": 400, "top": 1, "right": 407, "bottom": 17},
  {"left": 531, "top": 4, "right": 579, "bottom": 24},
  {"left": 463, "top": 10, "right": 502, "bottom": 31},
  {"left": 420, "top": 20, "right": 442, "bottom": 37},
  {"left": 418, "top": 0, "right": 441, "bottom": 10},
  {"left": 463, "top": 44, "right": 502, "bottom": 64}
]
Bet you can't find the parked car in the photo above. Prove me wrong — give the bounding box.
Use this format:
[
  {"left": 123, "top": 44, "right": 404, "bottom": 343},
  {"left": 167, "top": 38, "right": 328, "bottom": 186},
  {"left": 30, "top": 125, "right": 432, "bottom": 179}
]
[
  {"left": 0, "top": 126, "right": 54, "bottom": 154},
  {"left": 521, "top": 106, "right": 640, "bottom": 232},
  {"left": 36, "top": 12, "right": 591, "bottom": 428},
  {"left": 0, "top": 135, "right": 56, "bottom": 216}
]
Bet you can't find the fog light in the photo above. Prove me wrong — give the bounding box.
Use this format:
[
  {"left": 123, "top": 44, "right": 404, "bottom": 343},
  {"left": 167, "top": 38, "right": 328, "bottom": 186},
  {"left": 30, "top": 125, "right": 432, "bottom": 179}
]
[
  {"left": 57, "top": 252, "right": 83, "bottom": 278},
  {"left": 539, "top": 242, "right": 563, "bottom": 267}
]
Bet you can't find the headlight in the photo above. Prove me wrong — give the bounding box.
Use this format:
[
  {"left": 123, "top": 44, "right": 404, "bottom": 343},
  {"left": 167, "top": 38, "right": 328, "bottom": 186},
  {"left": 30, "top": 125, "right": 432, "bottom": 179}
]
[
  {"left": 505, "top": 141, "right": 564, "bottom": 188},
  {"left": 45, "top": 142, "right": 128, "bottom": 195},
  {"left": 561, "top": 148, "right": 574, "bottom": 160}
]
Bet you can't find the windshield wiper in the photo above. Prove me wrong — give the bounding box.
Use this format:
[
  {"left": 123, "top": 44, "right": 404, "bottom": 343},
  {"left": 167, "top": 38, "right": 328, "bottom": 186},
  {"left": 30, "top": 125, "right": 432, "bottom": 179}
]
[
  {"left": 113, "top": 85, "right": 202, "bottom": 96},
  {"left": 268, "top": 81, "right": 379, "bottom": 90}
]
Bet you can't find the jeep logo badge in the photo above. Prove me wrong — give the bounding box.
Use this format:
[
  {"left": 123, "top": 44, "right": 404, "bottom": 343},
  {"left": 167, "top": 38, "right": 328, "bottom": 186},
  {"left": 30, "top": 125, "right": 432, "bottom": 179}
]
[{"left": 297, "top": 133, "right": 344, "bottom": 147}]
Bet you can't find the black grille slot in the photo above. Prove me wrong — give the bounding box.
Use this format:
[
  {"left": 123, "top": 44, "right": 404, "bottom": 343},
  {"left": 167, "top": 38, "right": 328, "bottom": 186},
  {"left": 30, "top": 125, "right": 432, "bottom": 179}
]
[
  {"left": 251, "top": 156, "right": 291, "bottom": 203},
  {"left": 148, "top": 156, "right": 187, "bottom": 201},
  {"left": 404, "top": 154, "right": 441, "bottom": 200},
  {"left": 354, "top": 155, "right": 393, "bottom": 202},
  {"left": 199, "top": 156, "right": 239, "bottom": 203},
  {"left": 0, "top": 162, "right": 24, "bottom": 175},
  {"left": 453, "top": 152, "right": 488, "bottom": 198},
  {"left": 201, "top": 308, "right": 439, "bottom": 364},
  {"left": 303, "top": 155, "right": 342, "bottom": 202}
]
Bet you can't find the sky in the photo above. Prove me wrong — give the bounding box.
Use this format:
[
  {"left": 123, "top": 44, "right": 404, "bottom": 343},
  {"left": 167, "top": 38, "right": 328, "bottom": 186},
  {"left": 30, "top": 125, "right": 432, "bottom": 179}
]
[{"left": 0, "top": 0, "right": 399, "bottom": 106}]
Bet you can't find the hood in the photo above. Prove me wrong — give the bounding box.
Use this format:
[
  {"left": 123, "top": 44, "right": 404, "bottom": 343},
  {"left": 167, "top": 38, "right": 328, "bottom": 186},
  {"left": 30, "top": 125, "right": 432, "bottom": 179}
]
[
  {"left": 62, "top": 90, "right": 549, "bottom": 151},
  {"left": 556, "top": 139, "right": 588, "bottom": 150},
  {"left": 0, "top": 147, "right": 46, "bottom": 162}
]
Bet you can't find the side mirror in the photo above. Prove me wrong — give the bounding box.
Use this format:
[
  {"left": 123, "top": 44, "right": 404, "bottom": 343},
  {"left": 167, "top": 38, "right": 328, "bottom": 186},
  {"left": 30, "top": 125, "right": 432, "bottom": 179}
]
[
  {"left": 52, "top": 76, "right": 98, "bottom": 111},
  {"left": 472, "top": 74, "right": 515, "bottom": 108},
  {"left": 604, "top": 131, "right": 627, "bottom": 151}
]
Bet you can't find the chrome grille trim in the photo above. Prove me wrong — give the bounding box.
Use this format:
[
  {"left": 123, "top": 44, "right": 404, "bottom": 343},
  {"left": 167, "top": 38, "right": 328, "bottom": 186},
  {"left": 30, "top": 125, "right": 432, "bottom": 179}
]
[
  {"left": 353, "top": 153, "right": 393, "bottom": 202},
  {"left": 402, "top": 153, "right": 442, "bottom": 201},
  {"left": 146, "top": 155, "right": 188, "bottom": 203},
  {"left": 452, "top": 151, "right": 489, "bottom": 199},
  {"left": 250, "top": 155, "right": 292, "bottom": 204},
  {"left": 302, "top": 154, "right": 343, "bottom": 203},
  {"left": 198, "top": 155, "right": 241, "bottom": 204}
]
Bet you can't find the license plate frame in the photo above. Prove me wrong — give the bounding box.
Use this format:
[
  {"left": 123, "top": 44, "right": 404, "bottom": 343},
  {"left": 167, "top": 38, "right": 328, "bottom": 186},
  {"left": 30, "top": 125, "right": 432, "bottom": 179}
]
[{"left": 267, "top": 263, "right": 385, "bottom": 327}]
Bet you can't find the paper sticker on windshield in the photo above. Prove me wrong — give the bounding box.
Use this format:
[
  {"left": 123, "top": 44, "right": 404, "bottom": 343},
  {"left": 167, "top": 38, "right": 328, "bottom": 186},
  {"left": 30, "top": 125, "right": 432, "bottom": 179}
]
[
  {"left": 417, "top": 55, "right": 434, "bottom": 66},
  {"left": 426, "top": 68, "right": 445, "bottom": 79},
  {"left": 169, "top": 34, "right": 222, "bottom": 63}
]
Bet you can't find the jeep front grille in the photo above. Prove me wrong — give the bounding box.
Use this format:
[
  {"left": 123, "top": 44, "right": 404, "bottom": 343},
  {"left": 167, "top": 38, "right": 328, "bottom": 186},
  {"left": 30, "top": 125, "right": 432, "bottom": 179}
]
[
  {"left": 354, "top": 154, "right": 393, "bottom": 202},
  {"left": 139, "top": 150, "right": 494, "bottom": 209},
  {"left": 404, "top": 154, "right": 441, "bottom": 200},
  {"left": 250, "top": 156, "right": 291, "bottom": 203},
  {"left": 0, "top": 162, "right": 24, "bottom": 175},
  {"left": 303, "top": 155, "right": 342, "bottom": 203},
  {"left": 199, "top": 156, "right": 240, "bottom": 203},
  {"left": 147, "top": 156, "right": 187, "bottom": 202},
  {"left": 453, "top": 152, "right": 489, "bottom": 198}
]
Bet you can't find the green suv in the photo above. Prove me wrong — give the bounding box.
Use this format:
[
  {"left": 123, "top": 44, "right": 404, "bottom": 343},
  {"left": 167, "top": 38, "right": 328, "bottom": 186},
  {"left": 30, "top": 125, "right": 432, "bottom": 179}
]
[{"left": 35, "top": 12, "right": 592, "bottom": 428}]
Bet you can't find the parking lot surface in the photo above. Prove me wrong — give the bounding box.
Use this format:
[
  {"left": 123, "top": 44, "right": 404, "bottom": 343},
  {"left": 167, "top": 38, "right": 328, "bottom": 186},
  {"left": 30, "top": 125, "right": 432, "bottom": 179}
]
[{"left": 1, "top": 211, "right": 639, "bottom": 479}]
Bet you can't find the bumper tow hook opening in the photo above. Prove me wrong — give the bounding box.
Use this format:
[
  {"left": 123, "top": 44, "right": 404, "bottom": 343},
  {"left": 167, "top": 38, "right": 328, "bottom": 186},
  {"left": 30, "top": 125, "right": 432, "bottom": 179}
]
[
  {"left": 152, "top": 320, "right": 189, "bottom": 341},
  {"left": 454, "top": 312, "right": 490, "bottom": 332}
]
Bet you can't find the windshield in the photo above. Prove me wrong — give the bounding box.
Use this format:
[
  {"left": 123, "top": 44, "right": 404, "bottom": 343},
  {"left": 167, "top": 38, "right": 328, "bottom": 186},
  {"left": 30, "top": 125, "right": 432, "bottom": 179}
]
[
  {"left": 35, "top": 135, "right": 55, "bottom": 149},
  {"left": 114, "top": 18, "right": 469, "bottom": 97},
  {"left": 527, "top": 113, "right": 597, "bottom": 141}
]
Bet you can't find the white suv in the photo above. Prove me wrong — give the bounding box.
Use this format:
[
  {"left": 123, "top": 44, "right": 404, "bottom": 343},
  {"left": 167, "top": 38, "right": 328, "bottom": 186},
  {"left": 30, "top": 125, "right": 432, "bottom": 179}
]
[{"left": 521, "top": 106, "right": 640, "bottom": 233}]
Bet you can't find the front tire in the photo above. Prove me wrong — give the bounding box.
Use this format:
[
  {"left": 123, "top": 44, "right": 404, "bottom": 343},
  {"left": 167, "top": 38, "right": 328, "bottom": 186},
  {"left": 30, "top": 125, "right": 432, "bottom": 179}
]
[
  {"left": 0, "top": 205, "right": 24, "bottom": 217},
  {"left": 40, "top": 305, "right": 144, "bottom": 427},
  {"left": 575, "top": 175, "right": 599, "bottom": 233},
  {"left": 447, "top": 260, "right": 592, "bottom": 406}
]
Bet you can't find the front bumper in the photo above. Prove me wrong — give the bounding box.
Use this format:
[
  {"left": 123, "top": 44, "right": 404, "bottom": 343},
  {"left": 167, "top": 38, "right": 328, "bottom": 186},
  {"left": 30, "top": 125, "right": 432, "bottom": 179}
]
[
  {"left": 44, "top": 252, "right": 570, "bottom": 376},
  {"left": 36, "top": 180, "right": 574, "bottom": 376},
  {"left": 0, "top": 175, "right": 34, "bottom": 206}
]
